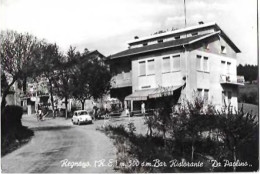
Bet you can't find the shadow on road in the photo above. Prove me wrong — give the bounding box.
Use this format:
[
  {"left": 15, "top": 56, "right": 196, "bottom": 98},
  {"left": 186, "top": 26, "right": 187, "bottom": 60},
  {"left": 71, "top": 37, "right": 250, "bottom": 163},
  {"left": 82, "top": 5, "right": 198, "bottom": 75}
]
[{"left": 31, "top": 126, "right": 72, "bottom": 131}]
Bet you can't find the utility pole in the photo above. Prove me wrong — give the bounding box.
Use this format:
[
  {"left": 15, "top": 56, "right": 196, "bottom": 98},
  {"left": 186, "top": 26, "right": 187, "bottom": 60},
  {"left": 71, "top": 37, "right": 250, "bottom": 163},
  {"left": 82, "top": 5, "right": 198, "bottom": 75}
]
[
  {"left": 257, "top": 0, "right": 259, "bottom": 74},
  {"left": 184, "top": 0, "right": 187, "bottom": 27}
]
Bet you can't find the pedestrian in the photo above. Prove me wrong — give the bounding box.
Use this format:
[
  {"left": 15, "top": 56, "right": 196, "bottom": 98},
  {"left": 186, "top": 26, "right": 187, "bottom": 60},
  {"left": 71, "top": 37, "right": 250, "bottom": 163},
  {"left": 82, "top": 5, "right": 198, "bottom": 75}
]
[
  {"left": 141, "top": 102, "right": 145, "bottom": 115},
  {"left": 104, "top": 102, "right": 108, "bottom": 115}
]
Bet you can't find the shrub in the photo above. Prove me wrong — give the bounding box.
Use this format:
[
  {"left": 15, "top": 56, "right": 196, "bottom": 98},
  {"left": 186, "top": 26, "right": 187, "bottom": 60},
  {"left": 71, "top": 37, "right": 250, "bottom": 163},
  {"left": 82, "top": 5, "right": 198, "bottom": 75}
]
[
  {"left": 127, "top": 122, "right": 136, "bottom": 136},
  {"left": 2, "top": 105, "right": 23, "bottom": 133},
  {"left": 215, "top": 107, "right": 258, "bottom": 171},
  {"left": 1, "top": 105, "right": 34, "bottom": 156},
  {"left": 143, "top": 112, "right": 157, "bottom": 137}
]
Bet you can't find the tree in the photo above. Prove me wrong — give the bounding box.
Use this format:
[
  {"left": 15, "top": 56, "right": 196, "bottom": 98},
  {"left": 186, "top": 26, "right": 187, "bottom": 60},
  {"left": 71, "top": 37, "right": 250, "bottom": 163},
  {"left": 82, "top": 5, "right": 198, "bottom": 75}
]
[
  {"left": 216, "top": 105, "right": 258, "bottom": 171},
  {"left": 71, "top": 48, "right": 111, "bottom": 109},
  {"left": 0, "top": 30, "right": 42, "bottom": 110},
  {"left": 172, "top": 97, "right": 216, "bottom": 161},
  {"left": 35, "top": 43, "right": 62, "bottom": 117},
  {"left": 237, "top": 64, "right": 258, "bottom": 83},
  {"left": 53, "top": 46, "right": 78, "bottom": 118}
]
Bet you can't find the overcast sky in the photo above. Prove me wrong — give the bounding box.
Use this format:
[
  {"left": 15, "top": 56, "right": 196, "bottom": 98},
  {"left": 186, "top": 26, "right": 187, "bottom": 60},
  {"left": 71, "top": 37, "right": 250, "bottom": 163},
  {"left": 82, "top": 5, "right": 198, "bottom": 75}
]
[{"left": 0, "top": 0, "right": 257, "bottom": 65}]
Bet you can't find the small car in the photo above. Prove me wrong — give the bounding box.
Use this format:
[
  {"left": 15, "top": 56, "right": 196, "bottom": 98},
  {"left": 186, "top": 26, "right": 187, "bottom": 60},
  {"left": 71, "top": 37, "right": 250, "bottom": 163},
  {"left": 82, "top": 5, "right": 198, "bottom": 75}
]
[{"left": 71, "top": 110, "right": 93, "bottom": 125}]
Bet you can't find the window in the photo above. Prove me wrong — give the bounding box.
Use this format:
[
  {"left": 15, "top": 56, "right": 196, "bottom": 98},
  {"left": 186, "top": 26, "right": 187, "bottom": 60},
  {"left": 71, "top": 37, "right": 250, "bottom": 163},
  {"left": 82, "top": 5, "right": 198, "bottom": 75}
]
[
  {"left": 228, "top": 91, "right": 232, "bottom": 104},
  {"left": 222, "top": 91, "right": 226, "bottom": 105},
  {"left": 204, "top": 89, "right": 209, "bottom": 101},
  {"left": 227, "top": 62, "right": 231, "bottom": 74},
  {"left": 143, "top": 43, "right": 148, "bottom": 46},
  {"left": 196, "top": 55, "right": 202, "bottom": 70},
  {"left": 157, "top": 39, "right": 163, "bottom": 43},
  {"left": 203, "top": 57, "right": 209, "bottom": 72},
  {"left": 197, "top": 89, "right": 203, "bottom": 98},
  {"left": 172, "top": 55, "right": 180, "bottom": 71},
  {"left": 221, "top": 61, "right": 226, "bottom": 73},
  {"left": 191, "top": 32, "right": 198, "bottom": 36},
  {"left": 147, "top": 59, "right": 155, "bottom": 75},
  {"left": 174, "top": 36, "right": 180, "bottom": 40},
  {"left": 162, "top": 57, "right": 170, "bottom": 73},
  {"left": 139, "top": 61, "right": 146, "bottom": 76},
  {"left": 221, "top": 46, "right": 226, "bottom": 54}
]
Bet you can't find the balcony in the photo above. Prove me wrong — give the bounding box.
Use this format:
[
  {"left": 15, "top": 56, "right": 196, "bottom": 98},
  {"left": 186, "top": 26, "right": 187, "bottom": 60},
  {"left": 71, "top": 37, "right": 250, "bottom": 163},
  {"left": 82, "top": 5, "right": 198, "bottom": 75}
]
[
  {"left": 220, "top": 74, "right": 244, "bottom": 86},
  {"left": 111, "top": 71, "right": 132, "bottom": 88}
]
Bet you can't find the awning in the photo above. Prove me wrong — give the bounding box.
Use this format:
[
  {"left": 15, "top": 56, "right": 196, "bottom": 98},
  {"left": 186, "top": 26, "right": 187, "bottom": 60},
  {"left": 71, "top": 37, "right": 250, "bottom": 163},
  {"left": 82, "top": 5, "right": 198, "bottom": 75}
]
[
  {"left": 125, "top": 89, "right": 155, "bottom": 101},
  {"left": 125, "top": 84, "right": 185, "bottom": 101},
  {"left": 148, "top": 85, "right": 183, "bottom": 99}
]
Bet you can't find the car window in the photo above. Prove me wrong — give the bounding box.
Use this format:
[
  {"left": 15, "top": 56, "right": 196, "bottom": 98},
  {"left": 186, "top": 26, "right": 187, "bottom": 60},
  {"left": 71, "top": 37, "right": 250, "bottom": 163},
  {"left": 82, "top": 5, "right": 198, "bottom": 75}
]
[{"left": 79, "top": 111, "right": 88, "bottom": 115}]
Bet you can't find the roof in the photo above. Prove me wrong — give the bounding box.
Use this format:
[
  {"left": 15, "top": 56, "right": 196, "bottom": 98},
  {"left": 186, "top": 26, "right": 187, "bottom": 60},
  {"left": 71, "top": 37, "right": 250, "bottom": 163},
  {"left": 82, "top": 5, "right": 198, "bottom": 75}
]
[
  {"left": 128, "top": 22, "right": 217, "bottom": 44},
  {"left": 87, "top": 50, "right": 105, "bottom": 58},
  {"left": 110, "top": 32, "right": 219, "bottom": 59}
]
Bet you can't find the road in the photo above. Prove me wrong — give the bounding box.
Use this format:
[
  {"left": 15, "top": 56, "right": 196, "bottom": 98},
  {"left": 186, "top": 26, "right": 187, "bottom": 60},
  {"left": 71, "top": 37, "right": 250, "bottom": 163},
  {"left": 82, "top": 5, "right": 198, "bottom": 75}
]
[{"left": 1, "top": 115, "right": 116, "bottom": 173}]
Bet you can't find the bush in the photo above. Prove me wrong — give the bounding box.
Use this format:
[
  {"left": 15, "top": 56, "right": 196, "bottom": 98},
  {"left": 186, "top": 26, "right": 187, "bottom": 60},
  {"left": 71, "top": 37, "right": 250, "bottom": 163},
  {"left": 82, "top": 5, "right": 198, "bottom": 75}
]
[
  {"left": 1, "top": 105, "right": 34, "bottom": 156},
  {"left": 2, "top": 105, "right": 23, "bottom": 133}
]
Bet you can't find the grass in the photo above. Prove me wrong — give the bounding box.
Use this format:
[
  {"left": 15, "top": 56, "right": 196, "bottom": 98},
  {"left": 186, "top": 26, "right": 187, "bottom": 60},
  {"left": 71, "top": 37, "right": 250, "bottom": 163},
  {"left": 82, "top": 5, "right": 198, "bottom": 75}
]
[
  {"left": 239, "top": 84, "right": 258, "bottom": 93},
  {"left": 238, "top": 103, "right": 258, "bottom": 117},
  {"left": 238, "top": 84, "right": 258, "bottom": 105}
]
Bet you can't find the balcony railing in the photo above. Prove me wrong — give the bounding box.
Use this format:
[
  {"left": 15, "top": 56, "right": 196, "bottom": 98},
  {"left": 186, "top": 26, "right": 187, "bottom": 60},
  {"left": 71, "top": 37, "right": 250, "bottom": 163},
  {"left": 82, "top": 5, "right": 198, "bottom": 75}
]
[
  {"left": 111, "top": 72, "right": 132, "bottom": 88},
  {"left": 220, "top": 74, "right": 244, "bottom": 85}
]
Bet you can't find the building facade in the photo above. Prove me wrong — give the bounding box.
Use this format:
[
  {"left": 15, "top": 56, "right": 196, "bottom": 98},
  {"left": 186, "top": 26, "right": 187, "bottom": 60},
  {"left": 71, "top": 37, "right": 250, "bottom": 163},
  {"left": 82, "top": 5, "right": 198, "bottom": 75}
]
[{"left": 108, "top": 22, "right": 244, "bottom": 112}]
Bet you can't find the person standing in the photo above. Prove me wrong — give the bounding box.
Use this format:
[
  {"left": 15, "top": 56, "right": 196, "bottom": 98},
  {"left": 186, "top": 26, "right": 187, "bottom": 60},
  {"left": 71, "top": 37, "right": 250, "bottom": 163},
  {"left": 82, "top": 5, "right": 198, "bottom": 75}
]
[{"left": 141, "top": 102, "right": 145, "bottom": 115}]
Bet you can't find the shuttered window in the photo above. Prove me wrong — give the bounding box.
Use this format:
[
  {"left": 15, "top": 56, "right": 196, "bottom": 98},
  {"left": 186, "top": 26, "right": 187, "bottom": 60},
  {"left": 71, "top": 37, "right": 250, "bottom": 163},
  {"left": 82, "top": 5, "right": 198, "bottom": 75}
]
[
  {"left": 172, "top": 55, "right": 180, "bottom": 71},
  {"left": 162, "top": 57, "right": 170, "bottom": 73},
  {"left": 139, "top": 61, "right": 146, "bottom": 76}
]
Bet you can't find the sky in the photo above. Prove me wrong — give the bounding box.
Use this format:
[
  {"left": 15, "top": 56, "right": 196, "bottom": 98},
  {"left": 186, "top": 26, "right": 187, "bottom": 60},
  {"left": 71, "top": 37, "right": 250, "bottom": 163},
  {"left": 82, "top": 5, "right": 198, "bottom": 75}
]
[{"left": 0, "top": 0, "right": 258, "bottom": 65}]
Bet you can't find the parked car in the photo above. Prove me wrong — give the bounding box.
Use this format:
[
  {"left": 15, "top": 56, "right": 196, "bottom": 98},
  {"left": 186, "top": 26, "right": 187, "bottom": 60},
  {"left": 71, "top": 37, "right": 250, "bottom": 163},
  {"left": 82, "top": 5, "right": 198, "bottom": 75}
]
[{"left": 71, "top": 110, "right": 93, "bottom": 125}]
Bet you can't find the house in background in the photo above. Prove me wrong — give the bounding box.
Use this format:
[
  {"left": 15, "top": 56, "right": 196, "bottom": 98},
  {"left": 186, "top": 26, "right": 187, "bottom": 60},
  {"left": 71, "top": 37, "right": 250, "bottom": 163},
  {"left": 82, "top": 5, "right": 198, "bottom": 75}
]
[{"left": 107, "top": 22, "right": 244, "bottom": 112}]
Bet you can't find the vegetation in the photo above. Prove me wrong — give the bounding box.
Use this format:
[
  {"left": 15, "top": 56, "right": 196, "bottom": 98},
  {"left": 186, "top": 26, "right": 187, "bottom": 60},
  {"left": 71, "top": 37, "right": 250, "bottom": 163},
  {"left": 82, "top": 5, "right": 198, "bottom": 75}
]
[
  {"left": 1, "top": 30, "right": 111, "bottom": 155},
  {"left": 237, "top": 64, "right": 258, "bottom": 83},
  {"left": 70, "top": 48, "right": 111, "bottom": 109},
  {"left": 238, "top": 84, "right": 258, "bottom": 105},
  {"left": 1, "top": 105, "right": 34, "bottom": 156},
  {"left": 35, "top": 43, "right": 62, "bottom": 117},
  {"left": 0, "top": 30, "right": 43, "bottom": 110},
  {"left": 100, "top": 97, "right": 259, "bottom": 173},
  {"left": 238, "top": 103, "right": 258, "bottom": 116},
  {"left": 1, "top": 29, "right": 111, "bottom": 115}
]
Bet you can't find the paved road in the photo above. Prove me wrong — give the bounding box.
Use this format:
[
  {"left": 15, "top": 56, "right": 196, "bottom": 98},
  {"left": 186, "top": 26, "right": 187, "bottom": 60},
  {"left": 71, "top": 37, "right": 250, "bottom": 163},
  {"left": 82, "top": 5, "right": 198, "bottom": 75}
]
[{"left": 1, "top": 115, "right": 116, "bottom": 173}]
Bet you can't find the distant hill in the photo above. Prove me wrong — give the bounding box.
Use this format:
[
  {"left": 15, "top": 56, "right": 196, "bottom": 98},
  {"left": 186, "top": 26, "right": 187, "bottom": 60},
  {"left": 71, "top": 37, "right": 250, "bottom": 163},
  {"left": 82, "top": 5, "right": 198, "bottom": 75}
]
[{"left": 237, "top": 64, "right": 258, "bottom": 83}]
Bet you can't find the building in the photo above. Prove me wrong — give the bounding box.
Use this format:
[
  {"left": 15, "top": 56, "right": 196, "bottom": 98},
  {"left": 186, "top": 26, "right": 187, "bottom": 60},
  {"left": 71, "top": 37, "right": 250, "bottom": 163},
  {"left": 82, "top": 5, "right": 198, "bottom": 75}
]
[{"left": 107, "top": 22, "right": 244, "bottom": 112}]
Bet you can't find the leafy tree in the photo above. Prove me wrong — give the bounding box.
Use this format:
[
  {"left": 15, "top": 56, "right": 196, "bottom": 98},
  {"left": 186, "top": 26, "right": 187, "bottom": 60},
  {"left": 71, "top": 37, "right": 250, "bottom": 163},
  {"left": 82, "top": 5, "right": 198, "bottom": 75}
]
[
  {"left": 215, "top": 105, "right": 258, "bottom": 171},
  {"left": 35, "top": 43, "right": 62, "bottom": 117},
  {"left": 53, "top": 46, "right": 78, "bottom": 118},
  {"left": 0, "top": 30, "right": 42, "bottom": 110},
  {"left": 71, "top": 48, "right": 111, "bottom": 109},
  {"left": 172, "top": 97, "right": 216, "bottom": 161}
]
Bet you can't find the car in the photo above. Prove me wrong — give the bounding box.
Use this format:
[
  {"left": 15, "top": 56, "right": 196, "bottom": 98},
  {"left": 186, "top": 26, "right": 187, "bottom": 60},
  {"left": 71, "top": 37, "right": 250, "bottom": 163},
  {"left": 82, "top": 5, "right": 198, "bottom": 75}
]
[{"left": 71, "top": 110, "right": 93, "bottom": 125}]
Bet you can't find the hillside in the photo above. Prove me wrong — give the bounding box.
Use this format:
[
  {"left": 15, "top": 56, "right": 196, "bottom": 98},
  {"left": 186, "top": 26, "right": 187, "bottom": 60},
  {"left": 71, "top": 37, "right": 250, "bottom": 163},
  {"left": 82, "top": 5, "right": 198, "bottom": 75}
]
[{"left": 238, "top": 84, "right": 258, "bottom": 105}]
